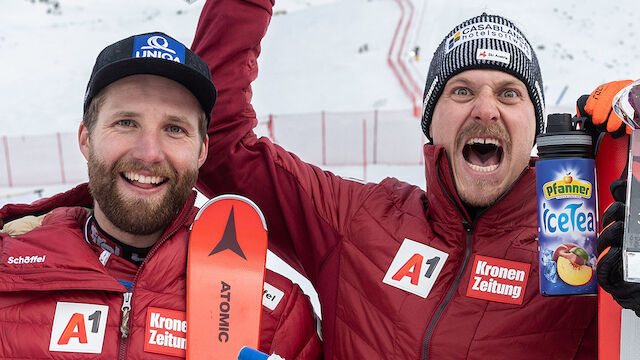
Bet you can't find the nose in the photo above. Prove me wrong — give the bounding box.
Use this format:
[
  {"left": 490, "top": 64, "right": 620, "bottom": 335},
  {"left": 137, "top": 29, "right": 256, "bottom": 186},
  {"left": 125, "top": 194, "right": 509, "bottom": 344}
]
[
  {"left": 470, "top": 91, "right": 500, "bottom": 125},
  {"left": 131, "top": 130, "right": 165, "bottom": 165}
]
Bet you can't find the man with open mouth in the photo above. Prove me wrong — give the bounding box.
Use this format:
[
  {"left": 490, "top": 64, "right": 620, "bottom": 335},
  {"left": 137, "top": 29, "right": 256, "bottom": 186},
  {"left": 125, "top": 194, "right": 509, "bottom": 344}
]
[{"left": 194, "top": 1, "right": 599, "bottom": 358}]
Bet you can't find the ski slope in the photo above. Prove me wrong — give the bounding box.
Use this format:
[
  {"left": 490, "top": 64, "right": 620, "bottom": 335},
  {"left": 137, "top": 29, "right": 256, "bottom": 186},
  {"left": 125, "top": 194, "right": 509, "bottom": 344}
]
[{"left": 1, "top": 0, "right": 638, "bottom": 136}]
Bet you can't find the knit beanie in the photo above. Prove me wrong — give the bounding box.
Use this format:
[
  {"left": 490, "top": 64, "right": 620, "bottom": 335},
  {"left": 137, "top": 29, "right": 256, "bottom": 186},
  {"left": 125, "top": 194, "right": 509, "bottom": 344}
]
[{"left": 421, "top": 13, "right": 545, "bottom": 142}]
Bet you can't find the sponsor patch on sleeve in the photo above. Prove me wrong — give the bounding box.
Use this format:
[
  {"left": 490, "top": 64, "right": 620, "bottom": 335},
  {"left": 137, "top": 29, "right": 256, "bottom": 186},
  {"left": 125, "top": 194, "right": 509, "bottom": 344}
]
[
  {"left": 49, "top": 302, "right": 109, "bottom": 353},
  {"left": 466, "top": 255, "right": 530, "bottom": 305},
  {"left": 144, "top": 307, "right": 187, "bottom": 357}
]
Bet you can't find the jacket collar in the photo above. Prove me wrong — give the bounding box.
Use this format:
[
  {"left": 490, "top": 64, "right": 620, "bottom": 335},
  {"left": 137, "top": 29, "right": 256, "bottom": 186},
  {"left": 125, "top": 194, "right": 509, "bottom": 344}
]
[
  {"left": 0, "top": 183, "right": 198, "bottom": 293},
  {"left": 1, "top": 183, "right": 198, "bottom": 240}
]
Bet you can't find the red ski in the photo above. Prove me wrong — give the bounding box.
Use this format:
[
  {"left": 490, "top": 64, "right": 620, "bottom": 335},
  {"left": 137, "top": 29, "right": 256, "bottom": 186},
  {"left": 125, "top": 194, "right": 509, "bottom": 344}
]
[{"left": 187, "top": 194, "right": 268, "bottom": 360}]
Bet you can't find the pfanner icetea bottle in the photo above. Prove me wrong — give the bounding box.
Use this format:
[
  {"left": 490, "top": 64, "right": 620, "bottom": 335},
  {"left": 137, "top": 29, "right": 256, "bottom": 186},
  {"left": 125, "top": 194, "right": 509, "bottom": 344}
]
[{"left": 536, "top": 113, "right": 597, "bottom": 295}]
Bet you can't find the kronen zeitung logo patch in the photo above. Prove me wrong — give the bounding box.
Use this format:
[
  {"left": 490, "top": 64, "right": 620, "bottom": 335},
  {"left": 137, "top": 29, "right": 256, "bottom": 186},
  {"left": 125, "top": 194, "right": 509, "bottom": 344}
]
[
  {"left": 543, "top": 173, "right": 592, "bottom": 199},
  {"left": 466, "top": 255, "right": 530, "bottom": 305},
  {"left": 144, "top": 307, "right": 187, "bottom": 357}
]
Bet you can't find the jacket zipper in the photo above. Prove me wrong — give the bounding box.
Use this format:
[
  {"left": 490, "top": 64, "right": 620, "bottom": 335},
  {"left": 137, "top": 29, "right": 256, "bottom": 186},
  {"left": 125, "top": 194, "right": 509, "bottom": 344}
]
[
  {"left": 421, "top": 155, "right": 531, "bottom": 359},
  {"left": 120, "top": 292, "right": 133, "bottom": 339},
  {"left": 118, "top": 292, "right": 133, "bottom": 360},
  {"left": 116, "top": 231, "right": 179, "bottom": 360},
  {"left": 116, "top": 196, "right": 195, "bottom": 360},
  {"left": 422, "top": 220, "right": 472, "bottom": 360}
]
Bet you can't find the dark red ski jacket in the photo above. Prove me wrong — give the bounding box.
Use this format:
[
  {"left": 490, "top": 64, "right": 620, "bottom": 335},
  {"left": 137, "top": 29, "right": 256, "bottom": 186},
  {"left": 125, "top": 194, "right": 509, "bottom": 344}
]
[
  {"left": 0, "top": 184, "right": 322, "bottom": 359},
  {"left": 193, "top": 0, "right": 597, "bottom": 359}
]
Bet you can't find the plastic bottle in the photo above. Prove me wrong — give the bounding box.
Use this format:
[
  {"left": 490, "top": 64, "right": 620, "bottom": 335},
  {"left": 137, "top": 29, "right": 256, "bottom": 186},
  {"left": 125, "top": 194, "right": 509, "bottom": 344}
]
[{"left": 536, "top": 113, "right": 598, "bottom": 295}]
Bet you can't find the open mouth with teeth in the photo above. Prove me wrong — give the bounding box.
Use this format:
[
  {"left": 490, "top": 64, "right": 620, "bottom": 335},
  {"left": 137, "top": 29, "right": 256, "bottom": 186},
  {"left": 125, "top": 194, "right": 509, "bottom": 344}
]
[
  {"left": 462, "top": 137, "right": 504, "bottom": 172},
  {"left": 121, "top": 171, "right": 168, "bottom": 188}
]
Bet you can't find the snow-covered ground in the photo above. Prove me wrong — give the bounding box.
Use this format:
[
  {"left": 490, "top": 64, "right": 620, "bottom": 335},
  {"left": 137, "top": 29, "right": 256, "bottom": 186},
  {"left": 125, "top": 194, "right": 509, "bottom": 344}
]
[{"left": 2, "top": 0, "right": 640, "bottom": 316}]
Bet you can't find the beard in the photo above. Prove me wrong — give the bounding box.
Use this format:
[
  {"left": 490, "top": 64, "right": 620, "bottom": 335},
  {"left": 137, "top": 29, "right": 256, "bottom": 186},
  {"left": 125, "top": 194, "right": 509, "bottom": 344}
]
[
  {"left": 454, "top": 122, "right": 513, "bottom": 207},
  {"left": 87, "top": 151, "right": 197, "bottom": 235}
]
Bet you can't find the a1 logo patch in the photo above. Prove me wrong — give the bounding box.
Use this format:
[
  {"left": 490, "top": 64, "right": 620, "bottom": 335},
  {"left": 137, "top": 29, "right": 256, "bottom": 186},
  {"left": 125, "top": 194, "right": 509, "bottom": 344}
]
[
  {"left": 49, "top": 302, "right": 109, "bottom": 353},
  {"left": 466, "top": 255, "right": 531, "bottom": 305},
  {"left": 383, "top": 238, "right": 448, "bottom": 298}
]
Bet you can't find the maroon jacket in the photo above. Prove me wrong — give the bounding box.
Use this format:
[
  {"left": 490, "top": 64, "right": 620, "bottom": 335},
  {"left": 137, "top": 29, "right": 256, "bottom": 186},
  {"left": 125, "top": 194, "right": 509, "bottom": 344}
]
[
  {"left": 193, "top": 0, "right": 597, "bottom": 359},
  {"left": 0, "top": 184, "right": 321, "bottom": 359}
]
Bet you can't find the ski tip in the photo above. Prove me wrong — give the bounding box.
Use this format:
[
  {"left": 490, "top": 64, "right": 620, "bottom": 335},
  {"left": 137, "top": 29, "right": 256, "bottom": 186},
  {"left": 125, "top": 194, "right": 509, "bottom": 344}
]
[{"left": 192, "top": 194, "right": 267, "bottom": 231}]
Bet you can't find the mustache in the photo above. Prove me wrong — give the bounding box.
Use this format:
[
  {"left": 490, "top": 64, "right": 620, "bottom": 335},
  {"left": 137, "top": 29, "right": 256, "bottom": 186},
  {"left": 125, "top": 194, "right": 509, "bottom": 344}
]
[
  {"left": 111, "top": 158, "right": 176, "bottom": 179},
  {"left": 455, "top": 122, "right": 512, "bottom": 151}
]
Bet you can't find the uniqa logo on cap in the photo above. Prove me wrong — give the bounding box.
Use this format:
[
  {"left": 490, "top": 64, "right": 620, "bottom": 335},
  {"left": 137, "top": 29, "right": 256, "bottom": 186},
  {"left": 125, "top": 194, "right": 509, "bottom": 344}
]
[{"left": 132, "top": 34, "right": 186, "bottom": 64}]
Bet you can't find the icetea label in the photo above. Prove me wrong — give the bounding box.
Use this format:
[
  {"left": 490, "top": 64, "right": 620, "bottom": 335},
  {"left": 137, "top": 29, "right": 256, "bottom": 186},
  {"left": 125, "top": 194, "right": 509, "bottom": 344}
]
[{"left": 536, "top": 158, "right": 598, "bottom": 295}]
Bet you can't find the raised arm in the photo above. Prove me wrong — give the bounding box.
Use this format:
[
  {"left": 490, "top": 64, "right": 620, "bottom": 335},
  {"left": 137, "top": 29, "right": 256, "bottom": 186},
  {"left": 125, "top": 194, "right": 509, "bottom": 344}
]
[
  {"left": 191, "top": 0, "right": 273, "bottom": 172},
  {"left": 192, "top": 0, "right": 371, "bottom": 283}
]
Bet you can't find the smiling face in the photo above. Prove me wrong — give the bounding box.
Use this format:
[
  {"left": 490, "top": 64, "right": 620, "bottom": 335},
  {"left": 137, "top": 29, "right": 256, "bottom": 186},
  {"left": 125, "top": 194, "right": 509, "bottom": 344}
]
[
  {"left": 79, "top": 74, "right": 208, "bottom": 247},
  {"left": 430, "top": 69, "right": 536, "bottom": 207}
]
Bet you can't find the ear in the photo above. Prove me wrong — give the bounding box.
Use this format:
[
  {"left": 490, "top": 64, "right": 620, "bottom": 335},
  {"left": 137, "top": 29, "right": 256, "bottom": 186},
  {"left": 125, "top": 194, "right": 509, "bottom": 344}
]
[
  {"left": 78, "top": 123, "right": 90, "bottom": 161},
  {"left": 197, "top": 134, "right": 209, "bottom": 168}
]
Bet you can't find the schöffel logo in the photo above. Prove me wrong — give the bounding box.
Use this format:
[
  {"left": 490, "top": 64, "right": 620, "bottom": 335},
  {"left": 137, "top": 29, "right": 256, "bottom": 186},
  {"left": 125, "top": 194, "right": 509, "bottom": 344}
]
[
  {"left": 7, "top": 255, "right": 46, "bottom": 264},
  {"left": 543, "top": 174, "right": 592, "bottom": 199},
  {"left": 132, "top": 34, "right": 185, "bottom": 64}
]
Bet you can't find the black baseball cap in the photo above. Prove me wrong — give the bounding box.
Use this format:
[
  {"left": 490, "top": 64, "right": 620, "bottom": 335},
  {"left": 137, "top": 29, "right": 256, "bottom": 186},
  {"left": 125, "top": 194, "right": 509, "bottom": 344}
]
[{"left": 84, "top": 32, "right": 217, "bottom": 124}]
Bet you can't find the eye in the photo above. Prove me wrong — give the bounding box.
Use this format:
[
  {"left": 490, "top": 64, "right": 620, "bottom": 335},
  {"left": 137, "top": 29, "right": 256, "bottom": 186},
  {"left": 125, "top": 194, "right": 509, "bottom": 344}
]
[
  {"left": 501, "top": 89, "right": 519, "bottom": 98},
  {"left": 453, "top": 87, "right": 471, "bottom": 96},
  {"left": 167, "top": 125, "right": 185, "bottom": 134},
  {"left": 116, "top": 119, "right": 135, "bottom": 127}
]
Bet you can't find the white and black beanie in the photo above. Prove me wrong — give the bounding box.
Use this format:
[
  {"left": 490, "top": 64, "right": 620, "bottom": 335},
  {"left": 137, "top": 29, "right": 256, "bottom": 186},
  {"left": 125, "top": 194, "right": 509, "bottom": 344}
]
[{"left": 421, "top": 13, "right": 545, "bottom": 142}]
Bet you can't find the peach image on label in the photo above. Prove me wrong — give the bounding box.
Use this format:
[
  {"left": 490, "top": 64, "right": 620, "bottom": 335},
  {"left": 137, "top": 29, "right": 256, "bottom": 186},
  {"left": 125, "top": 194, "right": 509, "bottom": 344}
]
[{"left": 552, "top": 243, "right": 593, "bottom": 286}]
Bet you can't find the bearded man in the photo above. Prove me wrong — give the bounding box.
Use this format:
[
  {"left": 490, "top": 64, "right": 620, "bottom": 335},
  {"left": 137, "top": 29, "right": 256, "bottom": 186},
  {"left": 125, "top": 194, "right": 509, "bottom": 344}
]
[
  {"left": 0, "top": 32, "right": 321, "bottom": 359},
  {"left": 193, "top": 1, "right": 597, "bottom": 358}
]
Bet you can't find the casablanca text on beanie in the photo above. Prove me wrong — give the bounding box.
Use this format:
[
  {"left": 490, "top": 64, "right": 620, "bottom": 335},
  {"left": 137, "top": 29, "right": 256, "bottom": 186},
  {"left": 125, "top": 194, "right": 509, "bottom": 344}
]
[{"left": 421, "top": 13, "right": 545, "bottom": 143}]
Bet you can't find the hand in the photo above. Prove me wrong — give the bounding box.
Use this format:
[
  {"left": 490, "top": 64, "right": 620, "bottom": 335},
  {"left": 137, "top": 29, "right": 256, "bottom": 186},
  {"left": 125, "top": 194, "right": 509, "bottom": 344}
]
[
  {"left": 577, "top": 80, "right": 633, "bottom": 138},
  {"left": 597, "top": 179, "right": 640, "bottom": 316}
]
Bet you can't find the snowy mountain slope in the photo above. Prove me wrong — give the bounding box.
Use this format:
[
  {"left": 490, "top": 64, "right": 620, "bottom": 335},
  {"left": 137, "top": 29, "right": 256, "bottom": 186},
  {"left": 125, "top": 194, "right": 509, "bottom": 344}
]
[
  {"left": 1, "top": 0, "right": 638, "bottom": 137},
  {"left": 256, "top": 0, "right": 639, "bottom": 116}
]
